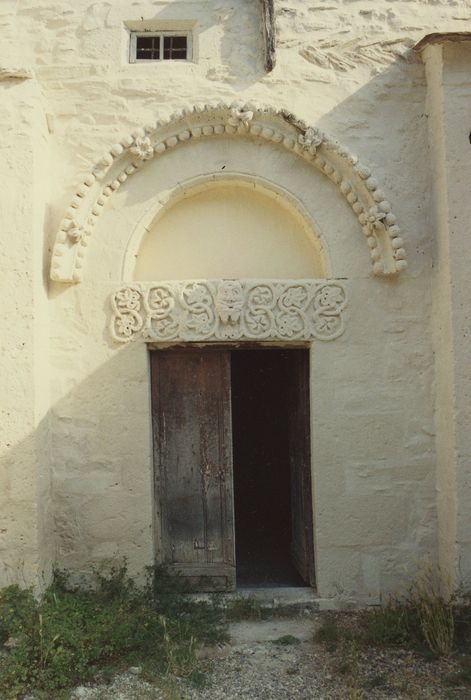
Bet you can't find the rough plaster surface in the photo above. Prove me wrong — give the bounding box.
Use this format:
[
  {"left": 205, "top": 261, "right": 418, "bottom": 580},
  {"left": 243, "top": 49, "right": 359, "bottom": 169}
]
[{"left": 0, "top": 0, "right": 470, "bottom": 600}]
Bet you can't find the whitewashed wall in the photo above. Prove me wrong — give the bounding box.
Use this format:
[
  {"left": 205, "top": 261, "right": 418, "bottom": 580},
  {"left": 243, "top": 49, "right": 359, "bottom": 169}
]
[{"left": 1, "top": 0, "right": 470, "bottom": 600}]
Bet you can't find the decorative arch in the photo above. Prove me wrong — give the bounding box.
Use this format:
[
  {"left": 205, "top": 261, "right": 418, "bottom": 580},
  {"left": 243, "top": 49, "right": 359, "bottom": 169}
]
[
  {"left": 123, "top": 172, "right": 329, "bottom": 282},
  {"left": 50, "top": 102, "right": 407, "bottom": 284}
]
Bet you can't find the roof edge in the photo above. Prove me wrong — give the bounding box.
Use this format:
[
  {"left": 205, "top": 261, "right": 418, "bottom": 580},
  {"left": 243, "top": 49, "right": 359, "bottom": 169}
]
[{"left": 414, "top": 32, "right": 471, "bottom": 52}]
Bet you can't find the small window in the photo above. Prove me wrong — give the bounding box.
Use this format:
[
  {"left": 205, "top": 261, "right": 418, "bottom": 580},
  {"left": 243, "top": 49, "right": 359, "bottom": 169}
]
[{"left": 130, "top": 32, "right": 191, "bottom": 62}]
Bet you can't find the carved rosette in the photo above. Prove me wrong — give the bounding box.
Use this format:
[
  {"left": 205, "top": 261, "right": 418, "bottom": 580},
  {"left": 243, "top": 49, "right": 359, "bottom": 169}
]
[
  {"left": 110, "top": 279, "right": 347, "bottom": 344},
  {"left": 110, "top": 287, "right": 144, "bottom": 340}
]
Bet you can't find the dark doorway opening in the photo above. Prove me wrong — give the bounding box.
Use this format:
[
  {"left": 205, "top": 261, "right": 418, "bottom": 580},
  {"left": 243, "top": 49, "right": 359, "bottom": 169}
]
[{"left": 231, "top": 348, "right": 310, "bottom": 588}]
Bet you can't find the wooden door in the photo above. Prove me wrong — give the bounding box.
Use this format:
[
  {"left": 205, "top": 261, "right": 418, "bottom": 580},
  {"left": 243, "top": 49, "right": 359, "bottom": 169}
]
[
  {"left": 288, "top": 350, "right": 315, "bottom": 586},
  {"left": 151, "top": 348, "right": 235, "bottom": 591}
]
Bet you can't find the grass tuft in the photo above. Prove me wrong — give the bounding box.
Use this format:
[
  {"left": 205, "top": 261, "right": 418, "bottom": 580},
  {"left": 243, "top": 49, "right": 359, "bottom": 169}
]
[
  {"left": 410, "top": 565, "right": 454, "bottom": 656},
  {"left": 315, "top": 566, "right": 456, "bottom": 658},
  {"left": 314, "top": 618, "right": 343, "bottom": 652},
  {"left": 224, "top": 596, "right": 268, "bottom": 621}
]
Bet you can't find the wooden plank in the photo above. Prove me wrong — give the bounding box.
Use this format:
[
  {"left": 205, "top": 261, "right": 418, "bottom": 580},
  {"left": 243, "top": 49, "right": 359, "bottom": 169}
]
[
  {"left": 261, "top": 0, "right": 276, "bottom": 72},
  {"left": 151, "top": 348, "right": 235, "bottom": 591},
  {"left": 288, "top": 350, "right": 315, "bottom": 586}
]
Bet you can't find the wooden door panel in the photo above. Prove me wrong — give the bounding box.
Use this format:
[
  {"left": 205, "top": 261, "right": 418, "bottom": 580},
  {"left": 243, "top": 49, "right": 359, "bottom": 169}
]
[
  {"left": 288, "top": 350, "right": 315, "bottom": 586},
  {"left": 151, "top": 349, "right": 235, "bottom": 591}
]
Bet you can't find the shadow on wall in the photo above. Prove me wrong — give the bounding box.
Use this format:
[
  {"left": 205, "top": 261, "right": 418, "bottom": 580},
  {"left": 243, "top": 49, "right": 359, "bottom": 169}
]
[
  {"left": 0, "top": 342, "right": 154, "bottom": 589},
  {"left": 0, "top": 418, "right": 52, "bottom": 589},
  {"left": 311, "top": 53, "right": 431, "bottom": 275},
  {"left": 137, "top": 0, "right": 266, "bottom": 88},
  {"left": 48, "top": 342, "right": 154, "bottom": 583}
]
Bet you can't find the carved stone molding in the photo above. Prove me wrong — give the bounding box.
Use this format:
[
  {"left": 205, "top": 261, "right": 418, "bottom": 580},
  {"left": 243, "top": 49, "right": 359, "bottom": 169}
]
[
  {"left": 110, "top": 279, "right": 348, "bottom": 344},
  {"left": 50, "top": 102, "right": 406, "bottom": 284}
]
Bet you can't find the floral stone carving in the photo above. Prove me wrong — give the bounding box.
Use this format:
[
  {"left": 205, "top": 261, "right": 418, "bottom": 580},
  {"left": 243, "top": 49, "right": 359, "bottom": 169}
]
[{"left": 110, "top": 279, "right": 348, "bottom": 344}]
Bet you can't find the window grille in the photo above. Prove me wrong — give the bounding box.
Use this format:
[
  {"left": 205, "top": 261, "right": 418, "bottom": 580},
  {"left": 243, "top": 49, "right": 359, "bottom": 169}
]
[{"left": 130, "top": 32, "right": 191, "bottom": 62}]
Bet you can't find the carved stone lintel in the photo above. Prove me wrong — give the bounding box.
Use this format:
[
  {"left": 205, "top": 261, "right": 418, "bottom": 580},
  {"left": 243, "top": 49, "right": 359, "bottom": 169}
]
[{"left": 110, "top": 279, "right": 347, "bottom": 344}]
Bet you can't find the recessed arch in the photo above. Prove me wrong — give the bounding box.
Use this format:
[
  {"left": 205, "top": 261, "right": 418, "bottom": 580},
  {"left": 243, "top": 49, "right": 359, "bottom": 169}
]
[
  {"left": 50, "top": 102, "right": 407, "bottom": 283},
  {"left": 123, "top": 172, "right": 330, "bottom": 282}
]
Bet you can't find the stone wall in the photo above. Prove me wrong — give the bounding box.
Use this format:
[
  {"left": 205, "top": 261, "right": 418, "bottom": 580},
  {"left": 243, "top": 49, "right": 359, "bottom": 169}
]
[
  {"left": 0, "top": 75, "right": 52, "bottom": 587},
  {"left": 1, "top": 0, "right": 470, "bottom": 600},
  {"left": 421, "top": 39, "right": 471, "bottom": 592}
]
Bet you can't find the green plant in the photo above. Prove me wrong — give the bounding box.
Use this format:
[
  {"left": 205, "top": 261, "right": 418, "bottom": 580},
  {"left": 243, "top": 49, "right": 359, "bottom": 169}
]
[
  {"left": 360, "top": 601, "right": 417, "bottom": 647},
  {"left": 338, "top": 640, "right": 364, "bottom": 698},
  {"left": 445, "top": 657, "right": 471, "bottom": 687},
  {"left": 0, "top": 565, "right": 227, "bottom": 697},
  {"left": 347, "top": 685, "right": 365, "bottom": 700},
  {"left": 409, "top": 565, "right": 454, "bottom": 656},
  {"left": 343, "top": 565, "right": 455, "bottom": 657},
  {"left": 314, "top": 618, "right": 343, "bottom": 652},
  {"left": 224, "top": 595, "right": 267, "bottom": 621},
  {"left": 363, "top": 673, "right": 386, "bottom": 690},
  {"left": 158, "top": 614, "right": 198, "bottom": 677},
  {"left": 188, "top": 668, "right": 210, "bottom": 690}
]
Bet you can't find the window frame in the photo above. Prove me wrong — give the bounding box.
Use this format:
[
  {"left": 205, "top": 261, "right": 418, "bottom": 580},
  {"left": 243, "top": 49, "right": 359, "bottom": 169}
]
[{"left": 129, "top": 31, "right": 193, "bottom": 63}]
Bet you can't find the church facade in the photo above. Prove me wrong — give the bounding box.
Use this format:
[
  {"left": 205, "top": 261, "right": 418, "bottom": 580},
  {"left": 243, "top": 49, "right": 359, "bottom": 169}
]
[{"left": 1, "top": 0, "right": 471, "bottom": 603}]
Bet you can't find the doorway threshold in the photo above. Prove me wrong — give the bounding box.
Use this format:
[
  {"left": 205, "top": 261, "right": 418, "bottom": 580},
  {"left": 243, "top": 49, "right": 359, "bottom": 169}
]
[
  {"left": 233, "top": 586, "right": 320, "bottom": 612},
  {"left": 186, "top": 587, "right": 342, "bottom": 613}
]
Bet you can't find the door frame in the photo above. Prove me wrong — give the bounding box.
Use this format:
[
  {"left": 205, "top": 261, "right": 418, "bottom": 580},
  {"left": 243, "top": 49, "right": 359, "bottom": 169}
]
[{"left": 149, "top": 341, "right": 316, "bottom": 590}]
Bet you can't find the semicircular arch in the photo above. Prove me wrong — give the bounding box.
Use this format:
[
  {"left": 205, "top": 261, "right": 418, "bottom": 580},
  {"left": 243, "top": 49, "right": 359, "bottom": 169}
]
[
  {"left": 50, "top": 102, "right": 406, "bottom": 284},
  {"left": 123, "top": 172, "right": 330, "bottom": 283}
]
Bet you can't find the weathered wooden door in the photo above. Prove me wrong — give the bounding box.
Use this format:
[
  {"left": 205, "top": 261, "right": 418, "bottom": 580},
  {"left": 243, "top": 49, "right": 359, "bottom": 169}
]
[
  {"left": 288, "top": 350, "right": 315, "bottom": 585},
  {"left": 151, "top": 348, "right": 235, "bottom": 591}
]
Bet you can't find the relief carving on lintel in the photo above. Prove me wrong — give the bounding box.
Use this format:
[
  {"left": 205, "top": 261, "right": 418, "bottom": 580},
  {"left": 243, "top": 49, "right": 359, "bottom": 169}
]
[{"left": 110, "top": 279, "right": 348, "bottom": 344}]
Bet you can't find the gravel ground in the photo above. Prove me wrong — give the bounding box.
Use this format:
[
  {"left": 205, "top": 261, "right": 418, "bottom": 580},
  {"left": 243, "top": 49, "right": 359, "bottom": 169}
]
[{"left": 64, "top": 616, "right": 470, "bottom": 700}]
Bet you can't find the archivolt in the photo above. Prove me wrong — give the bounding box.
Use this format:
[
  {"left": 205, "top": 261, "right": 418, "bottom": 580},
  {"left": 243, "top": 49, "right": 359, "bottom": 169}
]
[{"left": 50, "top": 102, "right": 407, "bottom": 283}]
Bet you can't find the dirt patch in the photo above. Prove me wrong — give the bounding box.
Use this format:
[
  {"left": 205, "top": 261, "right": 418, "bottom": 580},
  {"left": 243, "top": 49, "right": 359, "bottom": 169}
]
[{"left": 65, "top": 614, "right": 469, "bottom": 700}]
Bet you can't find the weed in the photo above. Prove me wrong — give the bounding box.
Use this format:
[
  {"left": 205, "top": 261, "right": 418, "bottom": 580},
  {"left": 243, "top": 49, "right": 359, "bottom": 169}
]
[
  {"left": 224, "top": 596, "right": 268, "bottom": 621},
  {"left": 0, "top": 565, "right": 227, "bottom": 696},
  {"left": 188, "top": 668, "right": 210, "bottom": 689},
  {"left": 159, "top": 614, "right": 197, "bottom": 677},
  {"left": 363, "top": 673, "right": 386, "bottom": 689},
  {"left": 360, "top": 602, "right": 417, "bottom": 647},
  {"left": 337, "top": 659, "right": 353, "bottom": 675},
  {"left": 458, "top": 657, "right": 471, "bottom": 684},
  {"left": 409, "top": 565, "right": 454, "bottom": 656},
  {"left": 347, "top": 684, "right": 365, "bottom": 700},
  {"left": 445, "top": 656, "right": 471, "bottom": 687},
  {"left": 338, "top": 639, "right": 360, "bottom": 674},
  {"left": 314, "top": 618, "right": 343, "bottom": 652},
  {"left": 340, "top": 641, "right": 364, "bottom": 699},
  {"left": 321, "top": 566, "right": 456, "bottom": 658},
  {"left": 453, "top": 605, "right": 471, "bottom": 651}
]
